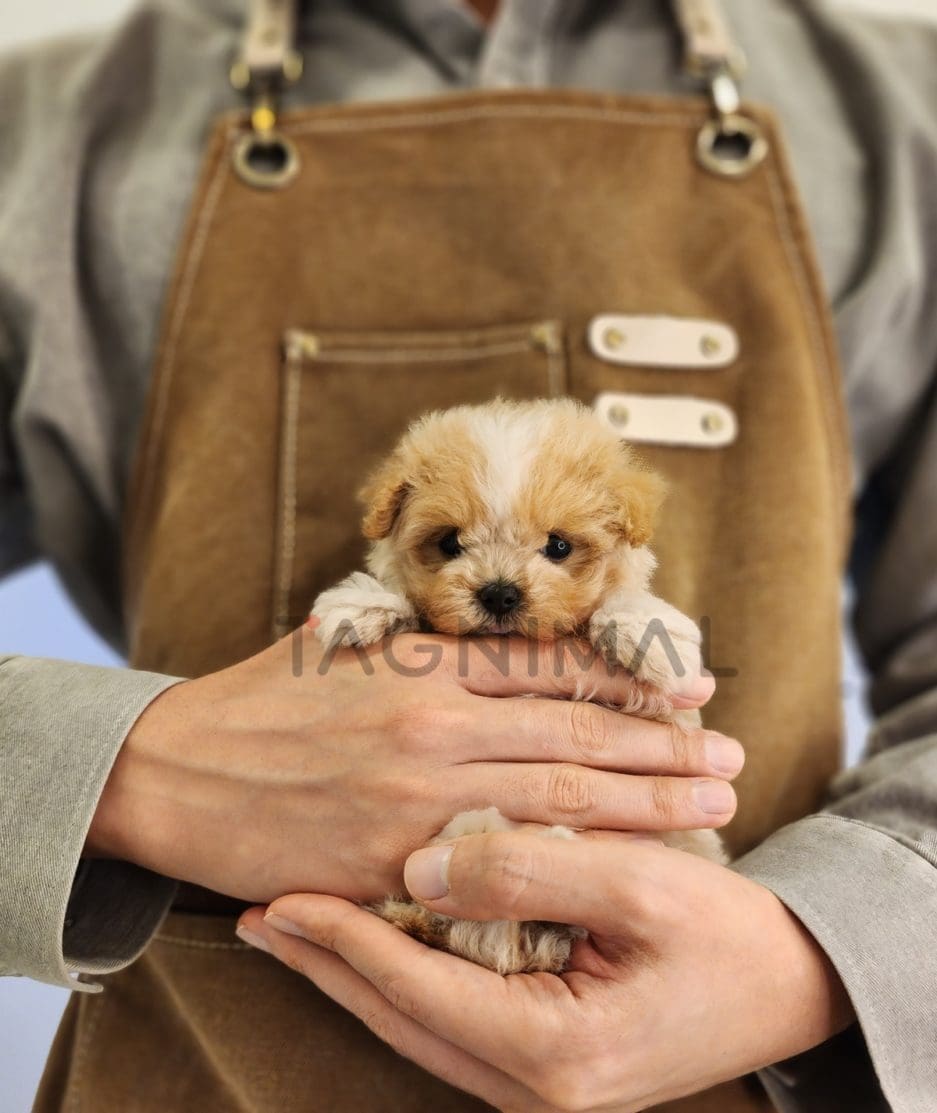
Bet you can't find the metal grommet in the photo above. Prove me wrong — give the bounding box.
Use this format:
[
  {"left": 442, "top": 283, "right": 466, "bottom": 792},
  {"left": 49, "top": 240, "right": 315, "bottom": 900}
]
[
  {"left": 701, "top": 411, "right": 725, "bottom": 435},
  {"left": 232, "top": 130, "right": 300, "bottom": 190},
  {"left": 700, "top": 334, "right": 722, "bottom": 358},
  {"left": 696, "top": 114, "right": 768, "bottom": 179}
]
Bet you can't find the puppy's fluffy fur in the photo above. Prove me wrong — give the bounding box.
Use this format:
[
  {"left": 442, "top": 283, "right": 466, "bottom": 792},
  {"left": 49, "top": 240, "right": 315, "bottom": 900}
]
[{"left": 313, "top": 398, "right": 727, "bottom": 975}]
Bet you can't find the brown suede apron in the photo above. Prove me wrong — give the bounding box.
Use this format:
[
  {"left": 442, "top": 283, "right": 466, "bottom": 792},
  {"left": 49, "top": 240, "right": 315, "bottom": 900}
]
[{"left": 36, "top": 2, "right": 852, "bottom": 1110}]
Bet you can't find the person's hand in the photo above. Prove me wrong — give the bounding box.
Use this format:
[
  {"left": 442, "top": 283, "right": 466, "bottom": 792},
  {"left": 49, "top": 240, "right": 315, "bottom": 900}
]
[
  {"left": 84, "top": 622, "right": 741, "bottom": 904},
  {"left": 237, "top": 833, "right": 854, "bottom": 1112}
]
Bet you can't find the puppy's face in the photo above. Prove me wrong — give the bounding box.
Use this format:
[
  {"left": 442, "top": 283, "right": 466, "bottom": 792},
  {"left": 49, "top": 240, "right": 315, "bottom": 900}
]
[{"left": 360, "top": 400, "right": 665, "bottom": 639}]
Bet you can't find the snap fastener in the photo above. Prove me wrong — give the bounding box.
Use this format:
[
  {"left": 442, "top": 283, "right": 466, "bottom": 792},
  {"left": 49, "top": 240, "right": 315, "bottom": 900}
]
[
  {"left": 608, "top": 404, "right": 630, "bottom": 427},
  {"left": 701, "top": 411, "right": 725, "bottom": 434},
  {"left": 700, "top": 335, "right": 722, "bottom": 358},
  {"left": 602, "top": 326, "right": 627, "bottom": 351}
]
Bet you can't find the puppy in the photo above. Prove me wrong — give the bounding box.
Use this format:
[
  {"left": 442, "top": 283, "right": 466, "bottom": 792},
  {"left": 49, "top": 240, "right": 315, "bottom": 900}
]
[{"left": 312, "top": 398, "right": 727, "bottom": 975}]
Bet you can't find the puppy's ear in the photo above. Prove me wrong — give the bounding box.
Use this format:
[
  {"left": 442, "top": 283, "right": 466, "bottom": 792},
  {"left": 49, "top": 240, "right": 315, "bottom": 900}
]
[
  {"left": 359, "top": 453, "right": 413, "bottom": 540},
  {"left": 613, "top": 464, "right": 667, "bottom": 547}
]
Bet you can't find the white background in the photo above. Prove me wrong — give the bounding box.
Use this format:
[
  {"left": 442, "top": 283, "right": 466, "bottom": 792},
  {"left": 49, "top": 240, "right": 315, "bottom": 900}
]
[{"left": 1, "top": 1, "right": 934, "bottom": 1110}]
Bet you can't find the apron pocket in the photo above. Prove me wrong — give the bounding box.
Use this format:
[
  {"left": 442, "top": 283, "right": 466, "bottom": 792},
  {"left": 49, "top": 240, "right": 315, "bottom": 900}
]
[{"left": 273, "top": 320, "right": 567, "bottom": 634}]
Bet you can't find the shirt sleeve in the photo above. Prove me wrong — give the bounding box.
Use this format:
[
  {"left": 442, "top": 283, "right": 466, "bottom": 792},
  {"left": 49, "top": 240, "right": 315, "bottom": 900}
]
[
  {"left": 0, "top": 35, "right": 191, "bottom": 992},
  {"left": 733, "top": 384, "right": 937, "bottom": 1111},
  {"left": 0, "top": 315, "right": 36, "bottom": 579},
  {"left": 0, "top": 655, "right": 182, "bottom": 992}
]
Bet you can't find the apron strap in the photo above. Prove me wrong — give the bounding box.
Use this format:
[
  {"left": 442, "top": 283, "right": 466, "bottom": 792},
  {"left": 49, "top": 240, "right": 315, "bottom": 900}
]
[
  {"left": 230, "top": 0, "right": 303, "bottom": 135},
  {"left": 672, "top": 0, "right": 746, "bottom": 79}
]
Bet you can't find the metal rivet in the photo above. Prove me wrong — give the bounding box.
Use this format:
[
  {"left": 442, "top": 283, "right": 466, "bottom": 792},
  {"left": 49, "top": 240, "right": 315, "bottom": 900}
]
[
  {"left": 700, "top": 334, "right": 722, "bottom": 358},
  {"left": 608, "top": 404, "right": 630, "bottom": 427},
  {"left": 701, "top": 411, "right": 725, "bottom": 434},
  {"left": 602, "top": 326, "right": 627, "bottom": 351}
]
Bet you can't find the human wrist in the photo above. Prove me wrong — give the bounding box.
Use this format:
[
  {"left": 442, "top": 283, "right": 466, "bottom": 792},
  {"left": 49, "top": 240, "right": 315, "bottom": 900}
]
[
  {"left": 760, "top": 887, "right": 856, "bottom": 1060},
  {"left": 84, "top": 679, "right": 190, "bottom": 869}
]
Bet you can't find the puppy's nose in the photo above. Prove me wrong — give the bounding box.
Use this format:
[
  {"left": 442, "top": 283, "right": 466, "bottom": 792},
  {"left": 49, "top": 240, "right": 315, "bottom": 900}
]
[{"left": 477, "top": 581, "right": 523, "bottom": 618}]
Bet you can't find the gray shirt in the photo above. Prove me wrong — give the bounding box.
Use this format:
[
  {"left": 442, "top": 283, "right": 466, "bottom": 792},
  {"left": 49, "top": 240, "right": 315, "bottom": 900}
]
[{"left": 2, "top": 2, "right": 937, "bottom": 1110}]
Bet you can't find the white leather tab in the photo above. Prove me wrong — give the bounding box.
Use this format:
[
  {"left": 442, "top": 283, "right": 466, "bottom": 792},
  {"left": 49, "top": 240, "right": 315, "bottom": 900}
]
[
  {"left": 595, "top": 392, "right": 738, "bottom": 448},
  {"left": 588, "top": 315, "right": 739, "bottom": 369}
]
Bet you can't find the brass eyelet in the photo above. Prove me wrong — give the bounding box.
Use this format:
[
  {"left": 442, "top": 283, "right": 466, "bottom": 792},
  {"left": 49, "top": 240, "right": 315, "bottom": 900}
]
[
  {"left": 232, "top": 130, "right": 300, "bottom": 190},
  {"left": 696, "top": 114, "right": 768, "bottom": 179}
]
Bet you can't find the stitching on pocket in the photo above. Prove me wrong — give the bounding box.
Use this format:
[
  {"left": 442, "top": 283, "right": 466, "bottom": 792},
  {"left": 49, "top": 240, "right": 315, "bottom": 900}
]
[
  {"left": 309, "top": 339, "right": 533, "bottom": 364},
  {"left": 545, "top": 344, "right": 564, "bottom": 396},
  {"left": 273, "top": 344, "right": 304, "bottom": 639}
]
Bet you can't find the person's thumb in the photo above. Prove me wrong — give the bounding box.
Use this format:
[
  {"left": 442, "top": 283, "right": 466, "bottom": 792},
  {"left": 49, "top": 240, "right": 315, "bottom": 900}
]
[{"left": 404, "top": 830, "right": 650, "bottom": 937}]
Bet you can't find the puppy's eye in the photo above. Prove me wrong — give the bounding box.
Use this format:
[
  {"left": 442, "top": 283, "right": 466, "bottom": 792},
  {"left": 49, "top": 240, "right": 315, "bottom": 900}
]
[
  {"left": 542, "top": 533, "right": 573, "bottom": 561},
  {"left": 438, "top": 529, "right": 463, "bottom": 559}
]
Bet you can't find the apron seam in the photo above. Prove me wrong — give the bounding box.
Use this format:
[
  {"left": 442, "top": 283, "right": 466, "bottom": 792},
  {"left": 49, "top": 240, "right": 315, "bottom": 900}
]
[
  {"left": 282, "top": 103, "right": 705, "bottom": 137},
  {"left": 763, "top": 159, "right": 851, "bottom": 551},
  {"left": 128, "top": 127, "right": 236, "bottom": 605},
  {"left": 155, "top": 936, "right": 251, "bottom": 951},
  {"left": 65, "top": 991, "right": 105, "bottom": 1113}
]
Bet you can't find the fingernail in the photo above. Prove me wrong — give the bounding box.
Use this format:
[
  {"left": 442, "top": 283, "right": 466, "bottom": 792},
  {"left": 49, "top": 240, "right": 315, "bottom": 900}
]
[
  {"left": 693, "top": 779, "right": 736, "bottom": 814},
  {"left": 676, "top": 671, "right": 715, "bottom": 702},
  {"left": 405, "top": 845, "right": 454, "bottom": 902},
  {"left": 263, "top": 913, "right": 306, "bottom": 938},
  {"left": 705, "top": 734, "right": 745, "bottom": 775},
  {"left": 235, "top": 925, "right": 271, "bottom": 953}
]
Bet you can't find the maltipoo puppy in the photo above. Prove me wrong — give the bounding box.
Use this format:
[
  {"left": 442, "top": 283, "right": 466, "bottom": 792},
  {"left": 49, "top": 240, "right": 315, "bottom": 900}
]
[{"left": 312, "top": 398, "right": 726, "bottom": 974}]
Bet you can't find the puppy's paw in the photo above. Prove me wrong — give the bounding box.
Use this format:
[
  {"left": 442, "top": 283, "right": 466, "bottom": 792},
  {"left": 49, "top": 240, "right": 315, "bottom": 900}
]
[
  {"left": 589, "top": 594, "right": 706, "bottom": 702},
  {"left": 372, "top": 896, "right": 454, "bottom": 948},
  {"left": 449, "top": 917, "right": 583, "bottom": 975},
  {"left": 311, "top": 571, "right": 416, "bottom": 648},
  {"left": 374, "top": 808, "right": 582, "bottom": 974},
  {"left": 435, "top": 806, "right": 576, "bottom": 845},
  {"left": 660, "top": 826, "right": 728, "bottom": 864},
  {"left": 372, "top": 897, "right": 583, "bottom": 975}
]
